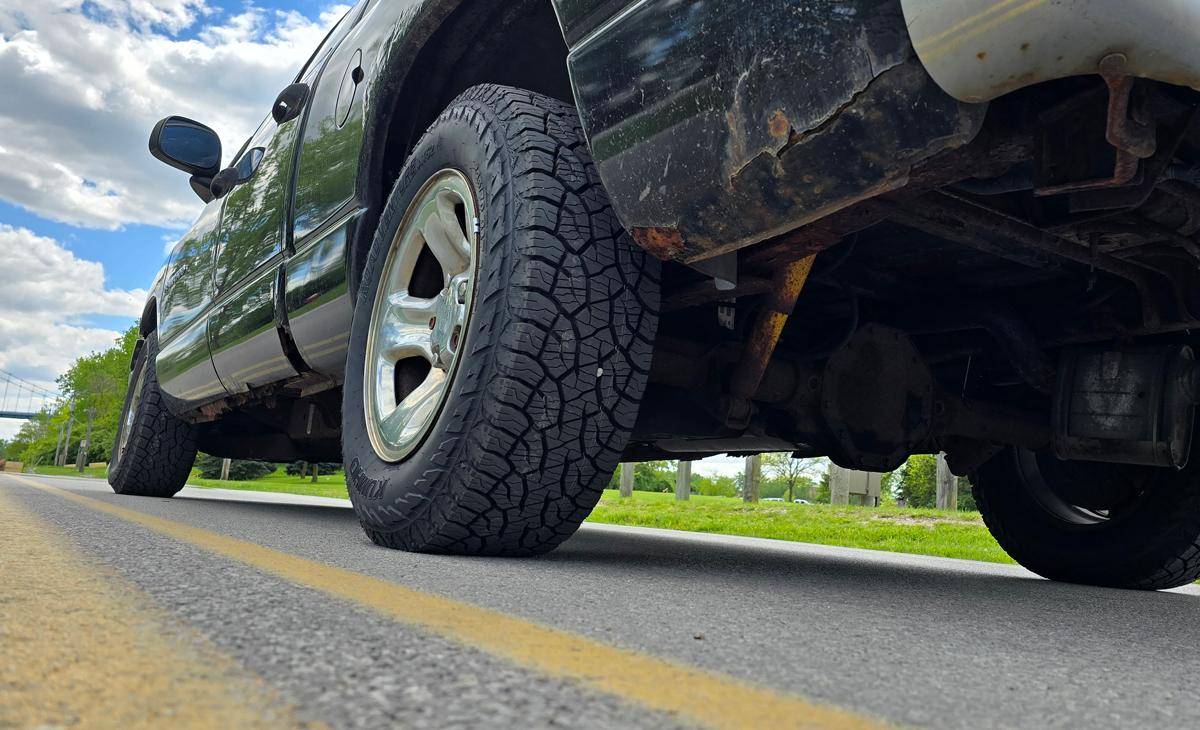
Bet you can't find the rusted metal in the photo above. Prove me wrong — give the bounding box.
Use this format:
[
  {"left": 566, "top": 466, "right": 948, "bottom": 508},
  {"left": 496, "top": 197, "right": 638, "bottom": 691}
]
[
  {"left": 725, "top": 255, "right": 817, "bottom": 427},
  {"left": 744, "top": 129, "right": 1036, "bottom": 270},
  {"left": 1035, "top": 56, "right": 1162, "bottom": 197},
  {"left": 1099, "top": 54, "right": 1157, "bottom": 159},
  {"left": 663, "top": 276, "right": 773, "bottom": 313},
  {"left": 1033, "top": 63, "right": 1157, "bottom": 197},
  {"left": 572, "top": 0, "right": 987, "bottom": 265},
  {"left": 631, "top": 227, "right": 686, "bottom": 261},
  {"left": 886, "top": 192, "right": 1168, "bottom": 327}
]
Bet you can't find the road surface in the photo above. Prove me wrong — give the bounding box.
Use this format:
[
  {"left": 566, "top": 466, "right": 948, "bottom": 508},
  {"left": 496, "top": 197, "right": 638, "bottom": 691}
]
[{"left": 3, "top": 473, "right": 1199, "bottom": 729}]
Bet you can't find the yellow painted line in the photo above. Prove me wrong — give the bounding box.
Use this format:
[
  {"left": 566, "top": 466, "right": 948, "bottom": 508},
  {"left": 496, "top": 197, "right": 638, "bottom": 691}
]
[
  {"left": 0, "top": 486, "right": 307, "bottom": 729},
  {"left": 917, "top": 0, "right": 1051, "bottom": 63},
  {"left": 8, "top": 475, "right": 886, "bottom": 730}
]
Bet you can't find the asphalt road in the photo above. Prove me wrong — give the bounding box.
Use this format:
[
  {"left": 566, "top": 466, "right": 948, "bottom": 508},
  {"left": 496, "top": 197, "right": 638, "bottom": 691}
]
[{"left": 4, "top": 473, "right": 1200, "bottom": 729}]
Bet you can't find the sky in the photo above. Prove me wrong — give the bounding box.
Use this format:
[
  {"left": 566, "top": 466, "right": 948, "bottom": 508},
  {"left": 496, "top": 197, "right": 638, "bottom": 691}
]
[{"left": 0, "top": 0, "right": 348, "bottom": 439}]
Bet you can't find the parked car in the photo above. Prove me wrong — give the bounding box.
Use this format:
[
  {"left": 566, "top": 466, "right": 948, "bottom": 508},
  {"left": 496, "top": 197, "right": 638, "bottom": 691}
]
[
  {"left": 114, "top": 0, "right": 1200, "bottom": 589},
  {"left": 794, "top": 500, "right": 811, "bottom": 505},
  {"left": 763, "top": 498, "right": 785, "bottom": 503}
]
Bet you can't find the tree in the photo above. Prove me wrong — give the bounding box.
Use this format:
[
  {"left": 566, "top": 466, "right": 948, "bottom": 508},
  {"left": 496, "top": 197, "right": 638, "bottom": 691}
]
[
  {"left": 195, "top": 454, "right": 274, "bottom": 481},
  {"left": 286, "top": 461, "right": 342, "bottom": 477},
  {"left": 8, "top": 325, "right": 138, "bottom": 467},
  {"left": 606, "top": 461, "right": 676, "bottom": 492},
  {"left": 761, "top": 453, "right": 824, "bottom": 502},
  {"left": 893, "top": 455, "right": 975, "bottom": 510},
  {"left": 692, "top": 474, "right": 737, "bottom": 497}
]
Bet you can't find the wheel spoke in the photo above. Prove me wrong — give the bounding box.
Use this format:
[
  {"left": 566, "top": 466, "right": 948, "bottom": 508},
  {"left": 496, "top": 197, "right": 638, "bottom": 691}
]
[
  {"left": 378, "top": 369, "right": 447, "bottom": 446},
  {"left": 379, "top": 321, "right": 433, "bottom": 362},
  {"left": 388, "top": 291, "right": 436, "bottom": 326},
  {"left": 377, "top": 291, "right": 436, "bottom": 362},
  {"left": 422, "top": 194, "right": 471, "bottom": 276}
]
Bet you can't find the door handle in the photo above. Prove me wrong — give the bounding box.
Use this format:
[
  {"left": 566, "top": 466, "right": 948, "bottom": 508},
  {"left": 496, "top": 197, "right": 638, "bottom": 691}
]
[{"left": 272, "top": 83, "right": 310, "bottom": 125}]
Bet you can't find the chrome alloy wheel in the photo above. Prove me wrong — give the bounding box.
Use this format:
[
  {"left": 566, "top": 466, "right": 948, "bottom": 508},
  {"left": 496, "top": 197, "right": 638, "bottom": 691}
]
[{"left": 364, "top": 169, "right": 479, "bottom": 463}]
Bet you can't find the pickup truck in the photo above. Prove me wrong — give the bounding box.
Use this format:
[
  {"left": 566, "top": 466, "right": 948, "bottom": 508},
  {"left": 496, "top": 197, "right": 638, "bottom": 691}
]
[{"left": 112, "top": 0, "right": 1200, "bottom": 590}]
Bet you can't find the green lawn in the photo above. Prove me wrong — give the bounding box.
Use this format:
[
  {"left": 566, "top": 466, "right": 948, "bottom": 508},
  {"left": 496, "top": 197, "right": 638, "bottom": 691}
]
[
  {"left": 30, "top": 466, "right": 1011, "bottom": 564},
  {"left": 30, "top": 465, "right": 109, "bottom": 479},
  {"left": 187, "top": 471, "right": 352, "bottom": 500},
  {"left": 589, "top": 491, "right": 1012, "bottom": 564}
]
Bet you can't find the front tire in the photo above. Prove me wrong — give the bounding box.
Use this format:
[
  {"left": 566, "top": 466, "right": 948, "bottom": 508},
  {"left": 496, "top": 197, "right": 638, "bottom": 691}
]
[
  {"left": 107, "top": 332, "right": 198, "bottom": 498},
  {"left": 342, "top": 85, "right": 659, "bottom": 555},
  {"left": 973, "top": 448, "right": 1200, "bottom": 589}
]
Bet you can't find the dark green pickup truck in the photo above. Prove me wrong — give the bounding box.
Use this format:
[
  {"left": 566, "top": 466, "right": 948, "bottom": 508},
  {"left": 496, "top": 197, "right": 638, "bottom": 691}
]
[{"left": 113, "top": 0, "right": 1200, "bottom": 589}]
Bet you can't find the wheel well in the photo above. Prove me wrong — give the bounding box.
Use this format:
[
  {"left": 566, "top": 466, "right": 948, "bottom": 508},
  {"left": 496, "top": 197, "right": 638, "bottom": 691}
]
[{"left": 350, "top": 0, "right": 574, "bottom": 298}]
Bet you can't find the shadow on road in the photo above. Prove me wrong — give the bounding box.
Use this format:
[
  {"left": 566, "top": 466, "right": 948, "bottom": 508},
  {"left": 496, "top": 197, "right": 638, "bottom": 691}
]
[{"left": 173, "top": 489, "right": 1197, "bottom": 619}]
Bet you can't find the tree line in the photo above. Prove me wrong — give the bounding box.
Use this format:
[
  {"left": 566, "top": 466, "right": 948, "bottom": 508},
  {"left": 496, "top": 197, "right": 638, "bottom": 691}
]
[
  {"left": 607, "top": 454, "right": 975, "bottom": 510},
  {"left": 5, "top": 325, "right": 139, "bottom": 468}
]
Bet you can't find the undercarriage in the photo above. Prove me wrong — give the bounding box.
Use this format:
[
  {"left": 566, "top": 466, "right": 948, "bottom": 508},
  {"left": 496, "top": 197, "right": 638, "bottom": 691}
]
[{"left": 636, "top": 75, "right": 1200, "bottom": 477}]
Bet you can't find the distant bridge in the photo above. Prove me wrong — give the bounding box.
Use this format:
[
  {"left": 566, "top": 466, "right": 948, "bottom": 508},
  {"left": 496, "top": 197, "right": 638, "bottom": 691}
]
[{"left": 0, "top": 369, "right": 59, "bottom": 420}]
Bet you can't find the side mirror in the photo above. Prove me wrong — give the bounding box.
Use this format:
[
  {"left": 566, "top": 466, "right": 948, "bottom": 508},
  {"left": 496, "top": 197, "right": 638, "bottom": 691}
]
[{"left": 149, "top": 116, "right": 222, "bottom": 178}]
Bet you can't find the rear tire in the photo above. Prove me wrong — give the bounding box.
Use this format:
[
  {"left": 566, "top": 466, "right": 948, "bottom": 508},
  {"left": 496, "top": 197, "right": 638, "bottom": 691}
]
[
  {"left": 107, "top": 332, "right": 198, "bottom": 498},
  {"left": 342, "top": 85, "right": 659, "bottom": 555},
  {"left": 973, "top": 447, "right": 1200, "bottom": 589}
]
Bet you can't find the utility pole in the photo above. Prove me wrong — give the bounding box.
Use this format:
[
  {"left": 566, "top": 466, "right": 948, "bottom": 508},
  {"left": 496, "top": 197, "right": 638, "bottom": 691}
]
[
  {"left": 675, "top": 460, "right": 691, "bottom": 501},
  {"left": 743, "top": 454, "right": 761, "bottom": 503},
  {"left": 936, "top": 452, "right": 958, "bottom": 511},
  {"left": 59, "top": 403, "right": 75, "bottom": 467},
  {"left": 619, "top": 463, "right": 634, "bottom": 498},
  {"left": 220, "top": 458, "right": 231, "bottom": 481},
  {"left": 53, "top": 426, "right": 64, "bottom": 468},
  {"left": 76, "top": 408, "right": 95, "bottom": 473}
]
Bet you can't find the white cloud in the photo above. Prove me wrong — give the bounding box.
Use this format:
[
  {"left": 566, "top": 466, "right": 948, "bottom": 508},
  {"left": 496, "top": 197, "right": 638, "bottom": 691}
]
[
  {"left": 0, "top": 225, "right": 145, "bottom": 431},
  {"left": 0, "top": 0, "right": 347, "bottom": 230}
]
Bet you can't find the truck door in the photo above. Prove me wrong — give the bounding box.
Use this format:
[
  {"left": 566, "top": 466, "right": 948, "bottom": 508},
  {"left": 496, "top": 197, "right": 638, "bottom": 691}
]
[
  {"left": 206, "top": 114, "right": 304, "bottom": 394},
  {"left": 207, "top": 1, "right": 369, "bottom": 394}
]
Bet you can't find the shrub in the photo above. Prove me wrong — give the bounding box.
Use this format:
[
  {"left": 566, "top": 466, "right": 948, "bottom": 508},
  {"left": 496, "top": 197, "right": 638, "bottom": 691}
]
[
  {"left": 195, "top": 454, "right": 275, "bottom": 481},
  {"left": 285, "top": 461, "right": 342, "bottom": 476}
]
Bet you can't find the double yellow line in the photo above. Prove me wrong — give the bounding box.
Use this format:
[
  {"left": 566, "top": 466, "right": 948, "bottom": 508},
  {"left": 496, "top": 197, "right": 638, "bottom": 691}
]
[
  {"left": 5, "top": 475, "right": 885, "bottom": 729},
  {"left": 0, "top": 485, "right": 304, "bottom": 729}
]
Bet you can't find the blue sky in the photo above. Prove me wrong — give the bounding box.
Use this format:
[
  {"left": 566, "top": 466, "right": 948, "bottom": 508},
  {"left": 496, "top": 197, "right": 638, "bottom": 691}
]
[
  {"left": 2, "top": 0, "right": 343, "bottom": 293},
  {"left": 0, "top": 0, "right": 345, "bottom": 437}
]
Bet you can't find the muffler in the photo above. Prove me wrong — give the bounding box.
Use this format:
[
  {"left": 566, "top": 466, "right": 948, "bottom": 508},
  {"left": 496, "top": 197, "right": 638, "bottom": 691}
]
[{"left": 1054, "top": 346, "right": 1198, "bottom": 469}]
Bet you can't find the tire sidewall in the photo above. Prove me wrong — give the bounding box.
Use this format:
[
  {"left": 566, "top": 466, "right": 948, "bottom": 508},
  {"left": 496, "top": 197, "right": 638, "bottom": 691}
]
[
  {"left": 343, "top": 102, "right": 511, "bottom": 542},
  {"left": 108, "top": 336, "right": 150, "bottom": 482},
  {"left": 975, "top": 448, "right": 1200, "bottom": 587}
]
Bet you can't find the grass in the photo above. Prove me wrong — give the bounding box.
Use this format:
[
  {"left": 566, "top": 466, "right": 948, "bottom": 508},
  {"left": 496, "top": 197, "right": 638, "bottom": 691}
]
[
  {"left": 29, "top": 466, "right": 1011, "bottom": 564},
  {"left": 589, "top": 490, "right": 1013, "bottom": 564},
  {"left": 29, "top": 465, "right": 109, "bottom": 479},
  {"left": 187, "top": 472, "right": 352, "bottom": 500}
]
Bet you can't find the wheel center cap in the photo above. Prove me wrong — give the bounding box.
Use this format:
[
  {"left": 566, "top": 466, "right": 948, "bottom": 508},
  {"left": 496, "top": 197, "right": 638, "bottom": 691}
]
[{"left": 430, "top": 276, "right": 469, "bottom": 369}]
